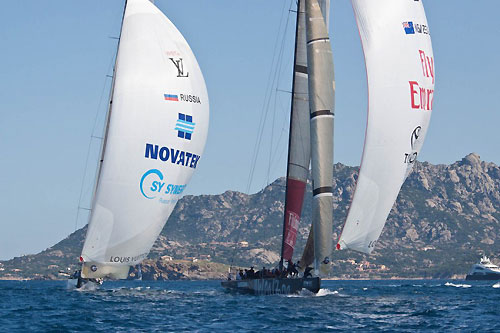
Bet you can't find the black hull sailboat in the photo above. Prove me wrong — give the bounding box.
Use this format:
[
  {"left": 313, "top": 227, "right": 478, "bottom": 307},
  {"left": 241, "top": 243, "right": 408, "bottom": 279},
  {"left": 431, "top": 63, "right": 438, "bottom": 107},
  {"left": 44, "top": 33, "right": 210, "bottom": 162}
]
[
  {"left": 221, "top": 0, "right": 334, "bottom": 295},
  {"left": 222, "top": 0, "right": 437, "bottom": 293},
  {"left": 221, "top": 277, "right": 320, "bottom": 295}
]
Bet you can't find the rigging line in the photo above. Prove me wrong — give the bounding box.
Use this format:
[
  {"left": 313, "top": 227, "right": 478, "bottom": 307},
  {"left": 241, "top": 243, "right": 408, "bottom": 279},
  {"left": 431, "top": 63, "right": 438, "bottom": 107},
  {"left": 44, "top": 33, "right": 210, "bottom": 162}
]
[
  {"left": 73, "top": 49, "right": 117, "bottom": 232},
  {"left": 266, "top": 11, "right": 295, "bottom": 186},
  {"left": 268, "top": 72, "right": 295, "bottom": 172},
  {"left": 245, "top": 0, "right": 292, "bottom": 195},
  {"left": 266, "top": 88, "right": 277, "bottom": 185},
  {"left": 264, "top": 13, "right": 293, "bottom": 186},
  {"left": 263, "top": 0, "right": 295, "bottom": 188},
  {"left": 232, "top": 1, "right": 295, "bottom": 269}
]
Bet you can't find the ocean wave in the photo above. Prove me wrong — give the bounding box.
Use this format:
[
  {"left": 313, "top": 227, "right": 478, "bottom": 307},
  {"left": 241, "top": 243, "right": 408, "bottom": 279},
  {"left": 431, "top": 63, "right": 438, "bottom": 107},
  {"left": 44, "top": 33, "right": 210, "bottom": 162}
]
[{"left": 444, "top": 282, "right": 471, "bottom": 288}]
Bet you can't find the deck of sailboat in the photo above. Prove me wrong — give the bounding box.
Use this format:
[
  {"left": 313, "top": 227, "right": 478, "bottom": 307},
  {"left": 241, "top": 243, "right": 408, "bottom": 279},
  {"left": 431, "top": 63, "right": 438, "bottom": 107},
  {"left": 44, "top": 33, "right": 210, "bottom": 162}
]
[{"left": 221, "top": 277, "right": 320, "bottom": 295}]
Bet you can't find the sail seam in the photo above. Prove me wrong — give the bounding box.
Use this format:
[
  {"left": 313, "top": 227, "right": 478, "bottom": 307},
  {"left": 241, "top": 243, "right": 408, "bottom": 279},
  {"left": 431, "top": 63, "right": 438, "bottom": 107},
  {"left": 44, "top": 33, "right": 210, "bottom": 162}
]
[
  {"left": 312, "top": 186, "right": 333, "bottom": 196},
  {"left": 294, "top": 64, "right": 308, "bottom": 74},
  {"left": 310, "top": 110, "right": 333, "bottom": 119},
  {"left": 307, "top": 37, "right": 329, "bottom": 44},
  {"left": 289, "top": 162, "right": 309, "bottom": 171}
]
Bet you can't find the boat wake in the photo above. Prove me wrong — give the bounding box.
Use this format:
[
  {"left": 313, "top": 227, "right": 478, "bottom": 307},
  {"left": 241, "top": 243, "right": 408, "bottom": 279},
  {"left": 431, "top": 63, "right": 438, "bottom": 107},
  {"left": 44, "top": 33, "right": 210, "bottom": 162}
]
[
  {"left": 444, "top": 282, "right": 471, "bottom": 288},
  {"left": 316, "top": 288, "right": 341, "bottom": 297},
  {"left": 492, "top": 282, "right": 500, "bottom": 288},
  {"left": 285, "top": 288, "right": 341, "bottom": 298},
  {"left": 66, "top": 280, "right": 100, "bottom": 292}
]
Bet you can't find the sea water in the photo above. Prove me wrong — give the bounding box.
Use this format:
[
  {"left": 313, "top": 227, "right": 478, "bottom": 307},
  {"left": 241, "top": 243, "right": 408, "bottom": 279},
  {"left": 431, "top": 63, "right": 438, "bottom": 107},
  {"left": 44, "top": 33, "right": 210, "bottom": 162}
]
[{"left": 0, "top": 279, "right": 498, "bottom": 332}]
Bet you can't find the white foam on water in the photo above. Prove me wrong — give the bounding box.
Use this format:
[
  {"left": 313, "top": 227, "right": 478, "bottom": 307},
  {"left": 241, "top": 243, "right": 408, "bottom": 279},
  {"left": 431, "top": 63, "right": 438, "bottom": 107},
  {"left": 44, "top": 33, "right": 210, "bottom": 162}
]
[
  {"left": 362, "top": 287, "right": 368, "bottom": 291},
  {"left": 285, "top": 288, "right": 341, "bottom": 298},
  {"left": 75, "top": 282, "right": 100, "bottom": 292},
  {"left": 316, "top": 288, "right": 339, "bottom": 297},
  {"left": 492, "top": 282, "right": 500, "bottom": 288},
  {"left": 66, "top": 279, "right": 100, "bottom": 291},
  {"left": 445, "top": 282, "right": 471, "bottom": 288},
  {"left": 132, "top": 286, "right": 151, "bottom": 291}
]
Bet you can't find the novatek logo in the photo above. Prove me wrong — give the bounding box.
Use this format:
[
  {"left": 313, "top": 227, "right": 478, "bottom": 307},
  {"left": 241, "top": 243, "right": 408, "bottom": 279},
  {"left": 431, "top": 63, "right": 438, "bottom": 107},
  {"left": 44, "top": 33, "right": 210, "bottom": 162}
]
[
  {"left": 144, "top": 143, "right": 201, "bottom": 169},
  {"left": 175, "top": 113, "right": 195, "bottom": 140}
]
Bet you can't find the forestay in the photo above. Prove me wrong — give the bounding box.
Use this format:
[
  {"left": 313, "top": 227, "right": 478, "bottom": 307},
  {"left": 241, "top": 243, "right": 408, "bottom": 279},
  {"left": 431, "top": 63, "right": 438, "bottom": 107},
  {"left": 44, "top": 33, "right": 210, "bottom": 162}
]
[
  {"left": 80, "top": 0, "right": 209, "bottom": 279},
  {"left": 338, "top": 0, "right": 434, "bottom": 254}
]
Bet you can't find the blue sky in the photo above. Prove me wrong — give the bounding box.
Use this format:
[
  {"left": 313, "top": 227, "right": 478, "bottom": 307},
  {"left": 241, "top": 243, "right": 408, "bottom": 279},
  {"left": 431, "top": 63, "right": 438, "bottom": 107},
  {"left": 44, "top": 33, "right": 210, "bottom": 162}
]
[{"left": 0, "top": 1, "right": 499, "bottom": 260}]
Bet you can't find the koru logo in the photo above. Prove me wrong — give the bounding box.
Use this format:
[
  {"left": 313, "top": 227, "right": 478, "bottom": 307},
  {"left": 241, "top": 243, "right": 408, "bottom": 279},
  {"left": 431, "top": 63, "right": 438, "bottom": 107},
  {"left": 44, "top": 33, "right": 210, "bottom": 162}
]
[
  {"left": 410, "top": 126, "right": 422, "bottom": 150},
  {"left": 169, "top": 58, "right": 189, "bottom": 78}
]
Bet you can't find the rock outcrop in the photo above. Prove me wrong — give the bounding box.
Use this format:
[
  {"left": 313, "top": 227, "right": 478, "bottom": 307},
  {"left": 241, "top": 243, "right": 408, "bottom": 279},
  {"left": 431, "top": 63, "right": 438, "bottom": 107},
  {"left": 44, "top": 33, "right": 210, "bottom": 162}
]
[{"left": 1, "top": 153, "right": 498, "bottom": 280}]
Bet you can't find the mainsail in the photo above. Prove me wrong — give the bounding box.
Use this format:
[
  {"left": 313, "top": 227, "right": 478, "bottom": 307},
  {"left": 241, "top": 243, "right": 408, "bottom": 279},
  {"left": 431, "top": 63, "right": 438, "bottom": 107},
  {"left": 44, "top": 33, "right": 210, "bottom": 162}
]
[
  {"left": 80, "top": 0, "right": 209, "bottom": 279},
  {"left": 280, "top": 0, "right": 310, "bottom": 265},
  {"left": 337, "top": 0, "right": 434, "bottom": 254}
]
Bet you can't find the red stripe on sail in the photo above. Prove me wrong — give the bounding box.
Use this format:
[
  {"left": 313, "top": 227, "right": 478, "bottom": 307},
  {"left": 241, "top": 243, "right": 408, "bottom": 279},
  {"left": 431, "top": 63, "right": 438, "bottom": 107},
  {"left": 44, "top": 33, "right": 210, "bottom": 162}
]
[{"left": 282, "top": 178, "right": 307, "bottom": 261}]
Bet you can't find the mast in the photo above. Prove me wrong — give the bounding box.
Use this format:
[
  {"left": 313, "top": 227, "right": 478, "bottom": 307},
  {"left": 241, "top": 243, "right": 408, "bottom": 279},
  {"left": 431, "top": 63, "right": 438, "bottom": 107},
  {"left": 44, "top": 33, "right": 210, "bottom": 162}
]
[
  {"left": 305, "top": 0, "right": 335, "bottom": 275},
  {"left": 83, "top": 0, "right": 127, "bottom": 253},
  {"left": 279, "top": 0, "right": 310, "bottom": 270}
]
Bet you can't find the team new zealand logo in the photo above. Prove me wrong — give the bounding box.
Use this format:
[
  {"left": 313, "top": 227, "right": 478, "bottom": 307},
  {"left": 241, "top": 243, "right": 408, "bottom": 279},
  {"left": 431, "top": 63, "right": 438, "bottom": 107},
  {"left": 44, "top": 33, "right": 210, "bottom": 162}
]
[
  {"left": 169, "top": 58, "right": 189, "bottom": 77},
  {"left": 175, "top": 113, "right": 195, "bottom": 140}
]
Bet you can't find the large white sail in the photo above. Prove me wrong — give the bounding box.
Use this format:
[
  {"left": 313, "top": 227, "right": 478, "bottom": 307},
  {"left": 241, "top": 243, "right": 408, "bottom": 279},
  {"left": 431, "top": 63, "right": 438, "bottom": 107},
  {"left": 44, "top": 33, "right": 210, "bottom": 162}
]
[
  {"left": 80, "top": 0, "right": 209, "bottom": 279},
  {"left": 338, "top": 0, "right": 434, "bottom": 254}
]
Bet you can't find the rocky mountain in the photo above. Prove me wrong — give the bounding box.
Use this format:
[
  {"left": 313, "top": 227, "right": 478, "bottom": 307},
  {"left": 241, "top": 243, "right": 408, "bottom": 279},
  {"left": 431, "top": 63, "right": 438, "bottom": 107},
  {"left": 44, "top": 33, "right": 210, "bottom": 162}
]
[{"left": 1, "top": 153, "right": 499, "bottom": 280}]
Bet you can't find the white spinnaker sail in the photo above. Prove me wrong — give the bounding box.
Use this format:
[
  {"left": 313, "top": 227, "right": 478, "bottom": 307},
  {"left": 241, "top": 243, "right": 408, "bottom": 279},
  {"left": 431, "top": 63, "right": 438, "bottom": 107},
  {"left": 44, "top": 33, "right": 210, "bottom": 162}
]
[
  {"left": 81, "top": 0, "right": 209, "bottom": 279},
  {"left": 338, "top": 0, "right": 434, "bottom": 254}
]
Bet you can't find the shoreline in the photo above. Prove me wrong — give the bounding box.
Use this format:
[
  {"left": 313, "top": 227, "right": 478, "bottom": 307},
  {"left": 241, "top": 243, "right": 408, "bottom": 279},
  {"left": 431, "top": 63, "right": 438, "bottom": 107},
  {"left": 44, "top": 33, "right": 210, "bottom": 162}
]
[{"left": 0, "top": 276, "right": 467, "bottom": 282}]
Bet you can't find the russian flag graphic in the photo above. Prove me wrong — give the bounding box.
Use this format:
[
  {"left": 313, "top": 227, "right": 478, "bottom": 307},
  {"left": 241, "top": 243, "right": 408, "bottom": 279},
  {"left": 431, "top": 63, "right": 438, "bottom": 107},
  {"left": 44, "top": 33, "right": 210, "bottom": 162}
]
[{"left": 164, "top": 94, "right": 179, "bottom": 101}]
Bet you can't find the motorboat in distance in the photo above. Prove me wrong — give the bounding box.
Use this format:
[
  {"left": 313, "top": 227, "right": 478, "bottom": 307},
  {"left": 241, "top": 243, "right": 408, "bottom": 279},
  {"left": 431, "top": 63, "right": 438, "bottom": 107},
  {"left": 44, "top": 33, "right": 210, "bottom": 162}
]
[{"left": 465, "top": 256, "right": 500, "bottom": 281}]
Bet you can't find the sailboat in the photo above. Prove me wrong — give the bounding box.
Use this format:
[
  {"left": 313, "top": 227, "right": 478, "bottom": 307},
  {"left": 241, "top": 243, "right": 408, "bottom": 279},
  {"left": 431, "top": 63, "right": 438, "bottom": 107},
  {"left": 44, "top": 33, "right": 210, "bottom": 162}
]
[
  {"left": 222, "top": 0, "right": 434, "bottom": 295},
  {"left": 70, "top": 0, "right": 209, "bottom": 288}
]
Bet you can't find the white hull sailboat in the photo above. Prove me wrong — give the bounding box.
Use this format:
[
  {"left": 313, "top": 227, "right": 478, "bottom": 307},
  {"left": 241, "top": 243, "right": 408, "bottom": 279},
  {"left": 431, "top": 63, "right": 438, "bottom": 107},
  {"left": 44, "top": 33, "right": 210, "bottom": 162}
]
[
  {"left": 223, "top": 0, "right": 435, "bottom": 294},
  {"left": 71, "top": 0, "right": 209, "bottom": 288}
]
